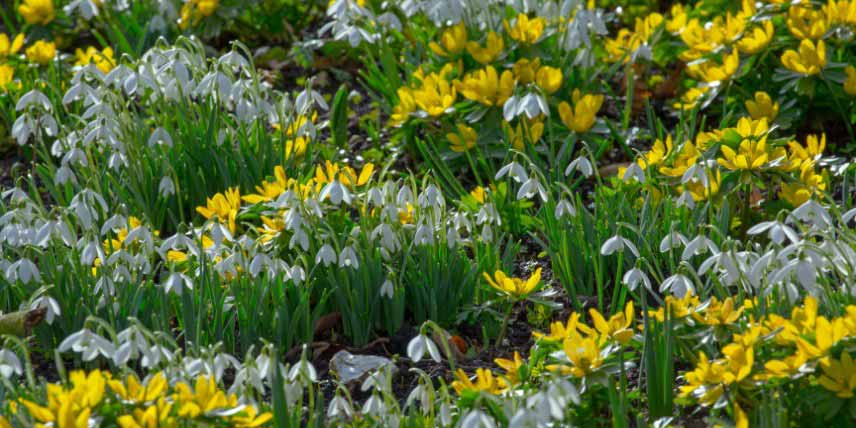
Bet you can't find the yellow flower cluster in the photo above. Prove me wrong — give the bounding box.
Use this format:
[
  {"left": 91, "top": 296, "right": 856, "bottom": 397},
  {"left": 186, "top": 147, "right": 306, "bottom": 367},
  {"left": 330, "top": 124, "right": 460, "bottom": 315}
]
[
  {"left": 535, "top": 302, "right": 635, "bottom": 378},
  {"left": 680, "top": 297, "right": 856, "bottom": 409},
  {"left": 604, "top": 12, "right": 663, "bottom": 62},
  {"left": 179, "top": 0, "right": 220, "bottom": 30},
  {"left": 17, "top": 370, "right": 271, "bottom": 428},
  {"left": 627, "top": 117, "right": 828, "bottom": 206}
]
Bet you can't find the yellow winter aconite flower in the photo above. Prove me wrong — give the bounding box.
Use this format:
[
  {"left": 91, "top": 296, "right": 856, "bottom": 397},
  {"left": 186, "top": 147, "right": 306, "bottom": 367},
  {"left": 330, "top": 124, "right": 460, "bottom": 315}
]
[
  {"left": 483, "top": 267, "right": 542, "bottom": 299},
  {"left": 787, "top": 133, "right": 825, "bottom": 169},
  {"left": 560, "top": 333, "right": 605, "bottom": 377},
  {"left": 685, "top": 169, "right": 721, "bottom": 201},
  {"left": 679, "top": 11, "right": 747, "bottom": 61},
  {"left": 817, "top": 352, "right": 856, "bottom": 398},
  {"left": 466, "top": 31, "right": 504, "bottom": 64},
  {"left": 0, "top": 65, "right": 16, "bottom": 91},
  {"left": 21, "top": 370, "right": 106, "bottom": 428},
  {"left": 504, "top": 118, "right": 544, "bottom": 150},
  {"left": 512, "top": 58, "right": 540, "bottom": 84},
  {"left": 18, "top": 0, "right": 55, "bottom": 25},
  {"left": 745, "top": 91, "right": 779, "bottom": 121},
  {"left": 533, "top": 312, "right": 583, "bottom": 342},
  {"left": 736, "top": 20, "right": 774, "bottom": 54},
  {"left": 781, "top": 39, "right": 826, "bottom": 76},
  {"left": 779, "top": 161, "right": 827, "bottom": 206},
  {"left": 196, "top": 187, "right": 241, "bottom": 234},
  {"left": 658, "top": 139, "right": 699, "bottom": 177},
  {"left": 314, "top": 160, "right": 374, "bottom": 188},
  {"left": 557, "top": 89, "right": 604, "bottom": 133},
  {"left": 243, "top": 166, "right": 293, "bottom": 204},
  {"left": 718, "top": 137, "right": 770, "bottom": 171},
  {"left": 447, "top": 123, "right": 477, "bottom": 152},
  {"left": 786, "top": 5, "right": 827, "bottom": 40},
  {"left": 504, "top": 13, "right": 545, "bottom": 44},
  {"left": 494, "top": 352, "right": 525, "bottom": 386},
  {"left": 589, "top": 301, "right": 635, "bottom": 344},
  {"left": 605, "top": 12, "right": 664, "bottom": 62},
  {"left": 470, "top": 186, "right": 486, "bottom": 204},
  {"left": 108, "top": 372, "right": 168, "bottom": 404},
  {"left": 693, "top": 297, "right": 743, "bottom": 326},
  {"left": 665, "top": 4, "right": 687, "bottom": 34},
  {"left": 174, "top": 375, "right": 238, "bottom": 418},
  {"left": 180, "top": 0, "right": 219, "bottom": 29},
  {"left": 74, "top": 46, "right": 116, "bottom": 73},
  {"left": 673, "top": 86, "right": 710, "bottom": 111},
  {"left": 230, "top": 405, "right": 274, "bottom": 428},
  {"left": 825, "top": 0, "right": 856, "bottom": 26},
  {"left": 455, "top": 65, "right": 514, "bottom": 107},
  {"left": 25, "top": 40, "right": 56, "bottom": 65},
  {"left": 390, "top": 87, "right": 416, "bottom": 126},
  {"left": 0, "top": 33, "right": 25, "bottom": 57},
  {"left": 429, "top": 22, "right": 467, "bottom": 57},
  {"left": 535, "top": 65, "right": 562, "bottom": 94},
  {"left": 844, "top": 65, "right": 856, "bottom": 96},
  {"left": 117, "top": 397, "right": 175, "bottom": 428},
  {"left": 412, "top": 71, "right": 457, "bottom": 116},
  {"left": 686, "top": 49, "right": 740, "bottom": 83},
  {"left": 452, "top": 368, "right": 506, "bottom": 395}
]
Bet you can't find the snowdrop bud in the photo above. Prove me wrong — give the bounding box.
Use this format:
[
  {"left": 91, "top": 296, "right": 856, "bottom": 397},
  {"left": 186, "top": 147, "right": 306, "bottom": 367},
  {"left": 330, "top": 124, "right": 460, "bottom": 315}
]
[{"left": 380, "top": 279, "right": 395, "bottom": 298}]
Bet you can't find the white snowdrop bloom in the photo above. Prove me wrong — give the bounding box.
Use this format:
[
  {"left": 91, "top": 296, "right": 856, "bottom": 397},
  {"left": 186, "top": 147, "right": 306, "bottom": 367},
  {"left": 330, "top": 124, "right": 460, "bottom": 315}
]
[
  {"left": 58, "top": 328, "right": 116, "bottom": 361},
  {"left": 659, "top": 274, "right": 695, "bottom": 298},
  {"left": 623, "top": 268, "right": 652, "bottom": 292},
  {"left": 0, "top": 349, "right": 23, "bottom": 379},
  {"left": 601, "top": 234, "right": 639, "bottom": 257},
  {"left": 407, "top": 334, "right": 441, "bottom": 363}
]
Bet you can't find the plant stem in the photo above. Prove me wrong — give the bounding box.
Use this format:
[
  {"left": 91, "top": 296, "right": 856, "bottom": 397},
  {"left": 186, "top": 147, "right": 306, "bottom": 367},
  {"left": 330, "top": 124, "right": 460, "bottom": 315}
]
[{"left": 495, "top": 300, "right": 515, "bottom": 347}]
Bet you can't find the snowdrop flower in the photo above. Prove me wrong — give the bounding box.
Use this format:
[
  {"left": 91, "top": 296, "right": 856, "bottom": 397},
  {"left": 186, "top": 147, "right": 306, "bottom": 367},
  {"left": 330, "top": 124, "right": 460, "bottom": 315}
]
[
  {"left": 601, "top": 234, "right": 639, "bottom": 257},
  {"left": 495, "top": 161, "right": 528, "bottom": 183},
  {"left": 788, "top": 200, "right": 832, "bottom": 229},
  {"left": 622, "top": 163, "right": 645, "bottom": 183},
  {"left": 0, "top": 349, "right": 22, "bottom": 379},
  {"left": 623, "top": 268, "right": 652, "bottom": 292},
  {"left": 58, "top": 328, "right": 116, "bottom": 361},
  {"left": 516, "top": 177, "right": 548, "bottom": 202},
  {"left": 565, "top": 156, "right": 593, "bottom": 177},
  {"left": 659, "top": 274, "right": 695, "bottom": 298},
  {"left": 747, "top": 220, "right": 800, "bottom": 245},
  {"left": 157, "top": 176, "right": 175, "bottom": 197},
  {"left": 338, "top": 246, "right": 359, "bottom": 269},
  {"left": 460, "top": 410, "right": 496, "bottom": 428},
  {"left": 31, "top": 295, "right": 61, "bottom": 324},
  {"left": 288, "top": 358, "right": 318, "bottom": 382},
  {"left": 407, "top": 334, "right": 441, "bottom": 363},
  {"left": 315, "top": 244, "right": 337, "bottom": 266},
  {"left": 327, "top": 395, "right": 353, "bottom": 418},
  {"left": 380, "top": 279, "right": 395, "bottom": 298},
  {"left": 554, "top": 198, "right": 576, "bottom": 219},
  {"left": 659, "top": 232, "right": 688, "bottom": 253},
  {"left": 681, "top": 235, "right": 717, "bottom": 261}
]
